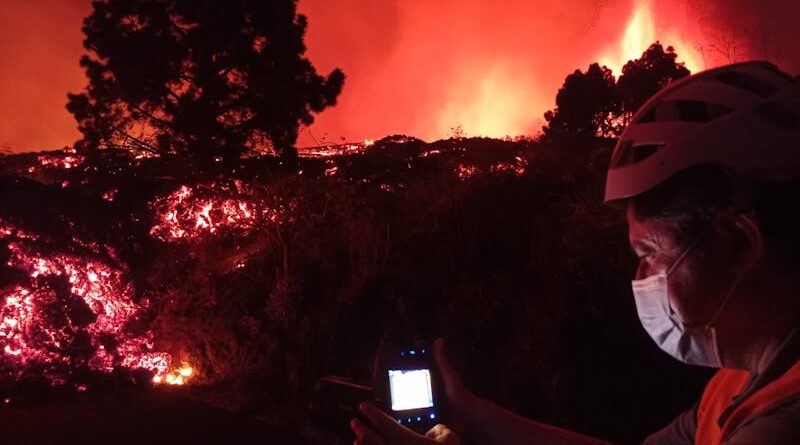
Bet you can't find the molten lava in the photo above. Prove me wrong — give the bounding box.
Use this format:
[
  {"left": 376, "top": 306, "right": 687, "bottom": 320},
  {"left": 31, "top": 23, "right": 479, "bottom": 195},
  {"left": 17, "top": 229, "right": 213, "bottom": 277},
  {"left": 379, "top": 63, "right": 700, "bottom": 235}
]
[
  {"left": 0, "top": 219, "right": 177, "bottom": 384},
  {"left": 149, "top": 181, "right": 291, "bottom": 243}
]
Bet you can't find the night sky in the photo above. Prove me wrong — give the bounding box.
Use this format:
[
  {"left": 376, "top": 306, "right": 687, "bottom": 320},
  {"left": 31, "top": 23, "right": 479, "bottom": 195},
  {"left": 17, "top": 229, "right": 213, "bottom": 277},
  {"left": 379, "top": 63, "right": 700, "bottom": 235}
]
[{"left": 1, "top": 0, "right": 799, "bottom": 153}]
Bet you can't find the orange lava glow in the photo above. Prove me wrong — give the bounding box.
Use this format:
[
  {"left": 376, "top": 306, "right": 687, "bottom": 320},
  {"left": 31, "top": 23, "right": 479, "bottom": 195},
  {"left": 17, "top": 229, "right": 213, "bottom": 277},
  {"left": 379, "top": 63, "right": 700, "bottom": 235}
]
[
  {"left": 152, "top": 363, "right": 193, "bottom": 385},
  {"left": 597, "top": 0, "right": 701, "bottom": 74},
  {"left": 149, "top": 181, "right": 292, "bottom": 243},
  {"left": 1, "top": 1, "right": 799, "bottom": 152},
  {"left": 0, "top": 218, "right": 174, "bottom": 383}
]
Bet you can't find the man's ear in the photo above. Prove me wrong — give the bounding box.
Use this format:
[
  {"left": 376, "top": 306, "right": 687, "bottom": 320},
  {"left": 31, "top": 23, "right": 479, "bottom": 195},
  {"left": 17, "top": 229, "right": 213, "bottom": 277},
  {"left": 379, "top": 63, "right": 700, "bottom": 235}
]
[
  {"left": 734, "top": 212, "right": 764, "bottom": 270},
  {"left": 712, "top": 210, "right": 763, "bottom": 268}
]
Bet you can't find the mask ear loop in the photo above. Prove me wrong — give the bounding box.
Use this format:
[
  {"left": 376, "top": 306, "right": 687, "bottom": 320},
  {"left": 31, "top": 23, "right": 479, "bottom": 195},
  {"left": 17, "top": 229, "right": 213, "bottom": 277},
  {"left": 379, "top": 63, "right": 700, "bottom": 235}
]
[
  {"left": 662, "top": 224, "right": 714, "bottom": 325},
  {"left": 666, "top": 223, "right": 713, "bottom": 277},
  {"left": 706, "top": 213, "right": 762, "bottom": 328}
]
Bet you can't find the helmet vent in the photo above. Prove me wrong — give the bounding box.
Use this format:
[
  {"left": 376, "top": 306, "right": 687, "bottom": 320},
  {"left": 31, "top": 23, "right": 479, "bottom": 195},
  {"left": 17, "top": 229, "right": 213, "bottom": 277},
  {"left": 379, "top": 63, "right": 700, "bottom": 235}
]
[
  {"left": 714, "top": 72, "right": 778, "bottom": 97},
  {"left": 753, "top": 101, "right": 799, "bottom": 130},
  {"left": 675, "top": 100, "right": 712, "bottom": 122},
  {"left": 634, "top": 100, "right": 732, "bottom": 124},
  {"left": 611, "top": 141, "right": 661, "bottom": 168}
]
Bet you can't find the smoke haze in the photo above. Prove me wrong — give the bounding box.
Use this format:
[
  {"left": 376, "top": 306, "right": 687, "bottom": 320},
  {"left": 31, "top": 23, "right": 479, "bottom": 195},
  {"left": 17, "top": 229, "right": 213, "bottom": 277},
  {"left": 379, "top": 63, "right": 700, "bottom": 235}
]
[{"left": 0, "top": 0, "right": 798, "bottom": 152}]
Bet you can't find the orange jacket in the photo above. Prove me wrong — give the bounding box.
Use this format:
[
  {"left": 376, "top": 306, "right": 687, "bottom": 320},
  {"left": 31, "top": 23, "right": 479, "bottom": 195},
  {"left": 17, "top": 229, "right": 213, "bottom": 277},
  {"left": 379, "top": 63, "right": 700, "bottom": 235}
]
[{"left": 695, "top": 361, "right": 800, "bottom": 445}]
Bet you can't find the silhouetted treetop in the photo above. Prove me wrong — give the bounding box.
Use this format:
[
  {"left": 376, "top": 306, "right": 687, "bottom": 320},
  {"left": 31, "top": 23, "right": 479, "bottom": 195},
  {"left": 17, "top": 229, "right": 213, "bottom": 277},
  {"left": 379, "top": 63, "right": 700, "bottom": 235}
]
[
  {"left": 617, "top": 42, "right": 690, "bottom": 122},
  {"left": 543, "top": 63, "right": 620, "bottom": 139},
  {"left": 67, "top": 0, "right": 345, "bottom": 159},
  {"left": 543, "top": 41, "right": 691, "bottom": 142}
]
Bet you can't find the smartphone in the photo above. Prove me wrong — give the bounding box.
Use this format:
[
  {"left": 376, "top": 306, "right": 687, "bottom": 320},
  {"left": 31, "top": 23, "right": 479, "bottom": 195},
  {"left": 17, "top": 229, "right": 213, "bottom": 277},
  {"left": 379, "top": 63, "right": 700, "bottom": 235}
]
[
  {"left": 310, "top": 375, "right": 376, "bottom": 436},
  {"left": 376, "top": 339, "right": 443, "bottom": 433}
]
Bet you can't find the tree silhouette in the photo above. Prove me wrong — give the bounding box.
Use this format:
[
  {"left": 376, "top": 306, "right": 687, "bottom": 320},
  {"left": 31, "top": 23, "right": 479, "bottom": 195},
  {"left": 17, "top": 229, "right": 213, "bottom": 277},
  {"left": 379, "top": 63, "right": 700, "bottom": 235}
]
[
  {"left": 543, "top": 42, "right": 692, "bottom": 141},
  {"left": 67, "top": 0, "right": 345, "bottom": 160},
  {"left": 616, "top": 42, "right": 690, "bottom": 125},
  {"left": 542, "top": 63, "right": 619, "bottom": 139}
]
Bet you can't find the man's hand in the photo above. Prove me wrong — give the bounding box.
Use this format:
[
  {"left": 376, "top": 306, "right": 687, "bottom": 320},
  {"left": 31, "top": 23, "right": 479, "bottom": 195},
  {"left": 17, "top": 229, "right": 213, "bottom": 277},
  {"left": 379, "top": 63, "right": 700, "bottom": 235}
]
[{"left": 350, "top": 402, "right": 460, "bottom": 445}]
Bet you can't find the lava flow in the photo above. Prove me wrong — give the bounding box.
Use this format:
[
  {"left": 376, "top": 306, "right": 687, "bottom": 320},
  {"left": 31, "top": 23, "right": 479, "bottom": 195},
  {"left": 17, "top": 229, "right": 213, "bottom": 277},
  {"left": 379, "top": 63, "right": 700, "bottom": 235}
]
[
  {"left": 0, "top": 217, "right": 188, "bottom": 386},
  {"left": 150, "top": 180, "right": 293, "bottom": 243}
]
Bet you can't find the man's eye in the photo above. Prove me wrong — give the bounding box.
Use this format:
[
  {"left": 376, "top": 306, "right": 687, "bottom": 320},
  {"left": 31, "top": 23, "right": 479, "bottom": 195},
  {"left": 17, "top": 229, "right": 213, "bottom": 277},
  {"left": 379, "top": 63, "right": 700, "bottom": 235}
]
[{"left": 637, "top": 252, "right": 659, "bottom": 263}]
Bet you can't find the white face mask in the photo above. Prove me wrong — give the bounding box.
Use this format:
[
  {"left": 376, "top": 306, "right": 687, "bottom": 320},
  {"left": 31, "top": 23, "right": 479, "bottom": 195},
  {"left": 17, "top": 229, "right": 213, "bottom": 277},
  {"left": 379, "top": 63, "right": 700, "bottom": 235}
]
[{"left": 631, "top": 223, "right": 746, "bottom": 368}]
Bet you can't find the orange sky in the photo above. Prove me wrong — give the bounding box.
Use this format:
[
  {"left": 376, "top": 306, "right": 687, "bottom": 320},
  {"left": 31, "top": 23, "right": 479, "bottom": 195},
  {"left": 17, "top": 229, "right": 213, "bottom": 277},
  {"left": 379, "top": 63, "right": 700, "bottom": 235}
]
[{"left": 1, "top": 0, "right": 798, "bottom": 152}]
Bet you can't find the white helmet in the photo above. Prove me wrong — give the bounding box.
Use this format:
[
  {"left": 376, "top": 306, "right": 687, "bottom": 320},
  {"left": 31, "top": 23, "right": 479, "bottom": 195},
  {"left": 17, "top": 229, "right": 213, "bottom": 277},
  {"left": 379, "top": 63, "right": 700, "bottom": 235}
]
[{"left": 604, "top": 61, "right": 800, "bottom": 205}]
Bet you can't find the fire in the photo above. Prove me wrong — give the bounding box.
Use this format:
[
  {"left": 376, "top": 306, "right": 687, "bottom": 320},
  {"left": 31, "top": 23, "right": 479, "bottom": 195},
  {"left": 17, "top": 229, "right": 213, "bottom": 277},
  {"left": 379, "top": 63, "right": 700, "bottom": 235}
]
[
  {"left": 597, "top": 0, "right": 702, "bottom": 75},
  {"left": 152, "top": 363, "right": 193, "bottom": 385}
]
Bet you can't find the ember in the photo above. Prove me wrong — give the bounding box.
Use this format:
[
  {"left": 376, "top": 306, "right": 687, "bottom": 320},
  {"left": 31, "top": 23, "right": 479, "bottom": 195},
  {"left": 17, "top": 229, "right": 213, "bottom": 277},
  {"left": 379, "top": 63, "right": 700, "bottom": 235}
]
[
  {"left": 489, "top": 156, "right": 528, "bottom": 176},
  {"left": 300, "top": 140, "right": 372, "bottom": 158},
  {"left": 456, "top": 164, "right": 480, "bottom": 180}
]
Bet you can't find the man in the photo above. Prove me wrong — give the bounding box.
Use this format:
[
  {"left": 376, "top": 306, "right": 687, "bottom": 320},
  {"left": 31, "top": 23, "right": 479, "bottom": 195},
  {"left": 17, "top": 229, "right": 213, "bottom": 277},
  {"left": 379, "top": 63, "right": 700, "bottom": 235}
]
[{"left": 351, "top": 61, "right": 800, "bottom": 444}]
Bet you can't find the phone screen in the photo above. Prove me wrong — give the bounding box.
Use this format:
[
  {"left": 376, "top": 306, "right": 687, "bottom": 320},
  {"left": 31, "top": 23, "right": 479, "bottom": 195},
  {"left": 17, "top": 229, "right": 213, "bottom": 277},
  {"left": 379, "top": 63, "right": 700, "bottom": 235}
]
[{"left": 388, "top": 369, "right": 434, "bottom": 411}]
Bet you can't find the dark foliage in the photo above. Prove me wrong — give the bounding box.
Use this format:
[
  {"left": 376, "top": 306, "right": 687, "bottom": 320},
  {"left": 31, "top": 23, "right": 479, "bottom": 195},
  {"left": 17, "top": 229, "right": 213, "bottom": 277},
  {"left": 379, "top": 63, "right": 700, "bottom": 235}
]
[
  {"left": 617, "top": 42, "right": 691, "bottom": 123},
  {"left": 66, "top": 0, "right": 345, "bottom": 159},
  {"left": 0, "top": 138, "right": 711, "bottom": 445},
  {"left": 543, "top": 42, "right": 691, "bottom": 140},
  {"left": 543, "top": 63, "right": 619, "bottom": 139}
]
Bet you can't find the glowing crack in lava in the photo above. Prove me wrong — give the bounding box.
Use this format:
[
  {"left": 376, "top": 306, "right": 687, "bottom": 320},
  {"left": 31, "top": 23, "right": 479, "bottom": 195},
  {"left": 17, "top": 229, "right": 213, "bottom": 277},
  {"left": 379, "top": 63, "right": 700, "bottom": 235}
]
[
  {"left": 0, "top": 219, "right": 188, "bottom": 385},
  {"left": 150, "top": 181, "right": 293, "bottom": 243}
]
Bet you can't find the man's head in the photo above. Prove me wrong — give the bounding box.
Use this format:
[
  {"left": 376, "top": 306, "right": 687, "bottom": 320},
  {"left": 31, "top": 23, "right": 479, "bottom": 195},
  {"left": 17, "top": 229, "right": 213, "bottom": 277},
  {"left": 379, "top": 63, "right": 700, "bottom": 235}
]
[
  {"left": 605, "top": 61, "right": 800, "bottom": 368},
  {"left": 626, "top": 165, "right": 800, "bottom": 325}
]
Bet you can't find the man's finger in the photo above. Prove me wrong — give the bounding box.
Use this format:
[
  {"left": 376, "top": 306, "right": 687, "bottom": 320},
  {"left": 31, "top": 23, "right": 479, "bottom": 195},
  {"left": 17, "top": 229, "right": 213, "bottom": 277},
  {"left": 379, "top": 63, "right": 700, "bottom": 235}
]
[
  {"left": 351, "top": 418, "right": 386, "bottom": 445},
  {"left": 425, "top": 423, "right": 450, "bottom": 439},
  {"left": 425, "top": 423, "right": 459, "bottom": 444},
  {"left": 359, "top": 402, "right": 418, "bottom": 443}
]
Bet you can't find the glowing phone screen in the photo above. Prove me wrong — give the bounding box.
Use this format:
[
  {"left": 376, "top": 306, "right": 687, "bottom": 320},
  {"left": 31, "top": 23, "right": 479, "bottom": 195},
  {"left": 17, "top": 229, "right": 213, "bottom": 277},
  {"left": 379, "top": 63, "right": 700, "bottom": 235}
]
[{"left": 388, "top": 369, "right": 434, "bottom": 411}]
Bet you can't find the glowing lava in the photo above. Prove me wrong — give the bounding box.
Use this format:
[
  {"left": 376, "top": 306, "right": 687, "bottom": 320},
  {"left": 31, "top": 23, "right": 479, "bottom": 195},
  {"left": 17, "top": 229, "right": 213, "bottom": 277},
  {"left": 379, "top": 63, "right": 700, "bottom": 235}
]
[
  {"left": 150, "top": 181, "right": 291, "bottom": 243},
  {"left": 37, "top": 147, "right": 85, "bottom": 170},
  {"left": 0, "top": 219, "right": 174, "bottom": 383}
]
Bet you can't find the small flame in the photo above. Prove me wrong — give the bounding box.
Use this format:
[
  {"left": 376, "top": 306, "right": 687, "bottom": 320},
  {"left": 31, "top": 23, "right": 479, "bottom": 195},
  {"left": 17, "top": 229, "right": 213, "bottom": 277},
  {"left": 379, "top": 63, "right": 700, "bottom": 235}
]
[{"left": 154, "top": 363, "right": 193, "bottom": 386}]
